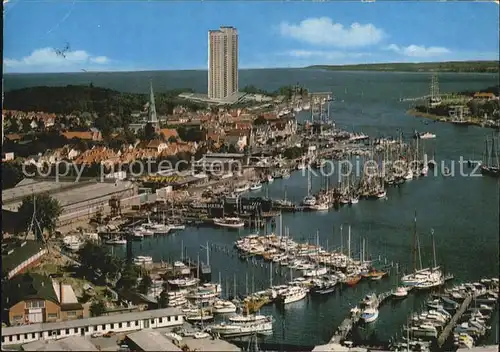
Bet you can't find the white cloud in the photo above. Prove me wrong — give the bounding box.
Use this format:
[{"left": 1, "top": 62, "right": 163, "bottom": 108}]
[
  {"left": 386, "top": 44, "right": 451, "bottom": 57},
  {"left": 279, "top": 17, "right": 385, "bottom": 47},
  {"left": 90, "top": 56, "right": 109, "bottom": 64},
  {"left": 4, "top": 47, "right": 111, "bottom": 72},
  {"left": 287, "top": 50, "right": 370, "bottom": 60}
]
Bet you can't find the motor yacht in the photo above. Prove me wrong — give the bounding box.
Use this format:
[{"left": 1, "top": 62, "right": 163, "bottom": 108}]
[
  {"left": 208, "top": 318, "right": 273, "bottom": 337},
  {"left": 302, "top": 195, "right": 316, "bottom": 206},
  {"left": 361, "top": 308, "right": 379, "bottom": 323},
  {"left": 213, "top": 217, "right": 245, "bottom": 229},
  {"left": 212, "top": 300, "right": 237, "bottom": 314},
  {"left": 278, "top": 286, "right": 308, "bottom": 304},
  {"left": 62, "top": 235, "right": 84, "bottom": 251},
  {"left": 168, "top": 277, "right": 199, "bottom": 288},
  {"left": 250, "top": 182, "right": 263, "bottom": 191},
  {"left": 392, "top": 287, "right": 408, "bottom": 299},
  {"left": 133, "top": 256, "right": 153, "bottom": 266},
  {"left": 229, "top": 314, "right": 269, "bottom": 323},
  {"left": 105, "top": 237, "right": 127, "bottom": 245},
  {"left": 186, "top": 310, "right": 213, "bottom": 322}
]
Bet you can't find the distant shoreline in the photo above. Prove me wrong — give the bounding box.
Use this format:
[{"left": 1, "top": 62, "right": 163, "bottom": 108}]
[
  {"left": 308, "top": 60, "right": 499, "bottom": 73},
  {"left": 407, "top": 108, "right": 499, "bottom": 130}
]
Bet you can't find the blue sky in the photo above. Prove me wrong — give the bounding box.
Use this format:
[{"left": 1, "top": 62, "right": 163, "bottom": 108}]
[{"left": 3, "top": 0, "right": 499, "bottom": 73}]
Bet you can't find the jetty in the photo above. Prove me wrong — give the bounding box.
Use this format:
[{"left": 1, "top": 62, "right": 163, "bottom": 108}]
[
  {"left": 437, "top": 293, "right": 474, "bottom": 347},
  {"left": 329, "top": 309, "right": 361, "bottom": 343},
  {"left": 328, "top": 289, "right": 394, "bottom": 344}
]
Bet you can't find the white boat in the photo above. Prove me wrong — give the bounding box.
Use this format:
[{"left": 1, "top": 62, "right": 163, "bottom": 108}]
[
  {"left": 302, "top": 103, "right": 311, "bottom": 111},
  {"left": 168, "top": 277, "right": 199, "bottom": 288},
  {"left": 349, "top": 197, "right": 359, "bottom": 205},
  {"left": 229, "top": 314, "right": 269, "bottom": 323},
  {"left": 105, "top": 237, "right": 127, "bottom": 245},
  {"left": 168, "top": 224, "right": 186, "bottom": 231},
  {"left": 404, "top": 169, "right": 414, "bottom": 180},
  {"left": 414, "top": 276, "right": 444, "bottom": 290},
  {"left": 168, "top": 297, "right": 188, "bottom": 307},
  {"left": 303, "top": 267, "right": 328, "bottom": 277},
  {"left": 213, "top": 217, "right": 245, "bottom": 229},
  {"left": 62, "top": 235, "right": 83, "bottom": 251},
  {"left": 133, "top": 256, "right": 153, "bottom": 266},
  {"left": 302, "top": 195, "right": 316, "bottom": 206},
  {"left": 297, "top": 163, "right": 306, "bottom": 170},
  {"left": 168, "top": 290, "right": 187, "bottom": 298},
  {"left": 391, "top": 286, "right": 408, "bottom": 299},
  {"left": 209, "top": 319, "right": 273, "bottom": 337},
  {"left": 309, "top": 202, "right": 329, "bottom": 211},
  {"left": 234, "top": 184, "right": 250, "bottom": 193},
  {"left": 186, "top": 311, "right": 213, "bottom": 322},
  {"left": 250, "top": 183, "right": 262, "bottom": 191},
  {"left": 360, "top": 308, "right": 379, "bottom": 323},
  {"left": 419, "top": 132, "right": 436, "bottom": 139},
  {"left": 421, "top": 165, "right": 429, "bottom": 176},
  {"left": 212, "top": 300, "right": 237, "bottom": 314},
  {"left": 266, "top": 175, "right": 274, "bottom": 183},
  {"left": 278, "top": 286, "right": 308, "bottom": 304},
  {"left": 376, "top": 190, "right": 387, "bottom": 199}
]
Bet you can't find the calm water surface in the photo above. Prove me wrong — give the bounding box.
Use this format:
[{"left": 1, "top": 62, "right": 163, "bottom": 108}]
[{"left": 6, "top": 70, "right": 499, "bottom": 346}]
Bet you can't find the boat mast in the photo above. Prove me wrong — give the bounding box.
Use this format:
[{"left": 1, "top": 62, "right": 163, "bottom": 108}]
[
  {"left": 412, "top": 211, "right": 417, "bottom": 273},
  {"left": 348, "top": 225, "right": 351, "bottom": 260},
  {"left": 340, "top": 224, "right": 343, "bottom": 254},
  {"left": 431, "top": 228, "right": 437, "bottom": 269},
  {"left": 269, "top": 262, "right": 273, "bottom": 287}
]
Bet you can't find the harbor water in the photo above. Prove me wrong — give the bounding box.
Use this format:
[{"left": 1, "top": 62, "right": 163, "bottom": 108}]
[{"left": 6, "top": 70, "right": 499, "bottom": 346}]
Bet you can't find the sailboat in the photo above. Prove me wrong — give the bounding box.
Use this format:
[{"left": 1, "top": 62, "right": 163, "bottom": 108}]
[
  {"left": 391, "top": 264, "right": 409, "bottom": 299},
  {"left": 481, "top": 134, "right": 500, "bottom": 177},
  {"left": 413, "top": 229, "right": 444, "bottom": 290},
  {"left": 302, "top": 169, "right": 317, "bottom": 207},
  {"left": 401, "top": 212, "right": 439, "bottom": 287}
]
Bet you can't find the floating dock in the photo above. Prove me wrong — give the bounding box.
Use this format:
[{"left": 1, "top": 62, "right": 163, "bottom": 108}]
[{"left": 437, "top": 293, "right": 474, "bottom": 347}]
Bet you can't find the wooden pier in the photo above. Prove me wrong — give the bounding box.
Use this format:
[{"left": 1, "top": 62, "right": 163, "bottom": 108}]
[
  {"left": 328, "top": 289, "right": 396, "bottom": 344},
  {"left": 437, "top": 294, "right": 474, "bottom": 347},
  {"left": 329, "top": 310, "right": 361, "bottom": 343}
]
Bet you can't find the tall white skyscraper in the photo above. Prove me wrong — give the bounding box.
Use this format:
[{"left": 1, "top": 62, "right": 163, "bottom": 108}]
[{"left": 208, "top": 26, "right": 238, "bottom": 100}]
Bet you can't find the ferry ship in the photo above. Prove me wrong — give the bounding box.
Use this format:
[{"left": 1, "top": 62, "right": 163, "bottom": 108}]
[{"left": 213, "top": 217, "right": 245, "bottom": 229}]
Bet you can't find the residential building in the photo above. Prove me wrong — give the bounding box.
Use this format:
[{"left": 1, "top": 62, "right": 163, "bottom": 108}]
[
  {"left": 1, "top": 307, "right": 184, "bottom": 346},
  {"left": 2, "top": 239, "right": 48, "bottom": 280},
  {"left": 2, "top": 273, "right": 84, "bottom": 326},
  {"left": 208, "top": 26, "right": 239, "bottom": 100}
]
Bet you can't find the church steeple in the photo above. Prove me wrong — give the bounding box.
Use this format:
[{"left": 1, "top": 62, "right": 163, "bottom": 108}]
[{"left": 148, "top": 80, "right": 159, "bottom": 129}]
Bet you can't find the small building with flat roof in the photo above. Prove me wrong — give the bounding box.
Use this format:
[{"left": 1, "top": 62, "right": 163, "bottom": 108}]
[{"left": 125, "top": 330, "right": 181, "bottom": 351}]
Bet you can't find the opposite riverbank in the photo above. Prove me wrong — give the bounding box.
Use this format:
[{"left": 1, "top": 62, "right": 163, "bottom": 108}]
[{"left": 406, "top": 108, "right": 500, "bottom": 130}]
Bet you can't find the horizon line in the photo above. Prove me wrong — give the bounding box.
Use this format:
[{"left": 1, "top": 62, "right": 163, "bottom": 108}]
[{"left": 4, "top": 60, "right": 499, "bottom": 75}]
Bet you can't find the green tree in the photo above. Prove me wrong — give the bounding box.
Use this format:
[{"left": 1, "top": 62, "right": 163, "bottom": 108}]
[
  {"left": 18, "top": 193, "right": 62, "bottom": 239},
  {"left": 158, "top": 282, "right": 170, "bottom": 308},
  {"left": 1, "top": 162, "right": 23, "bottom": 190},
  {"left": 168, "top": 136, "right": 178, "bottom": 143},
  {"left": 90, "top": 300, "right": 107, "bottom": 317},
  {"left": 116, "top": 264, "right": 140, "bottom": 290},
  {"left": 137, "top": 272, "right": 153, "bottom": 295}
]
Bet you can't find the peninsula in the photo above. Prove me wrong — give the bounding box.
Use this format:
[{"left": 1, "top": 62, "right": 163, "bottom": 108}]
[{"left": 308, "top": 60, "right": 499, "bottom": 73}]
